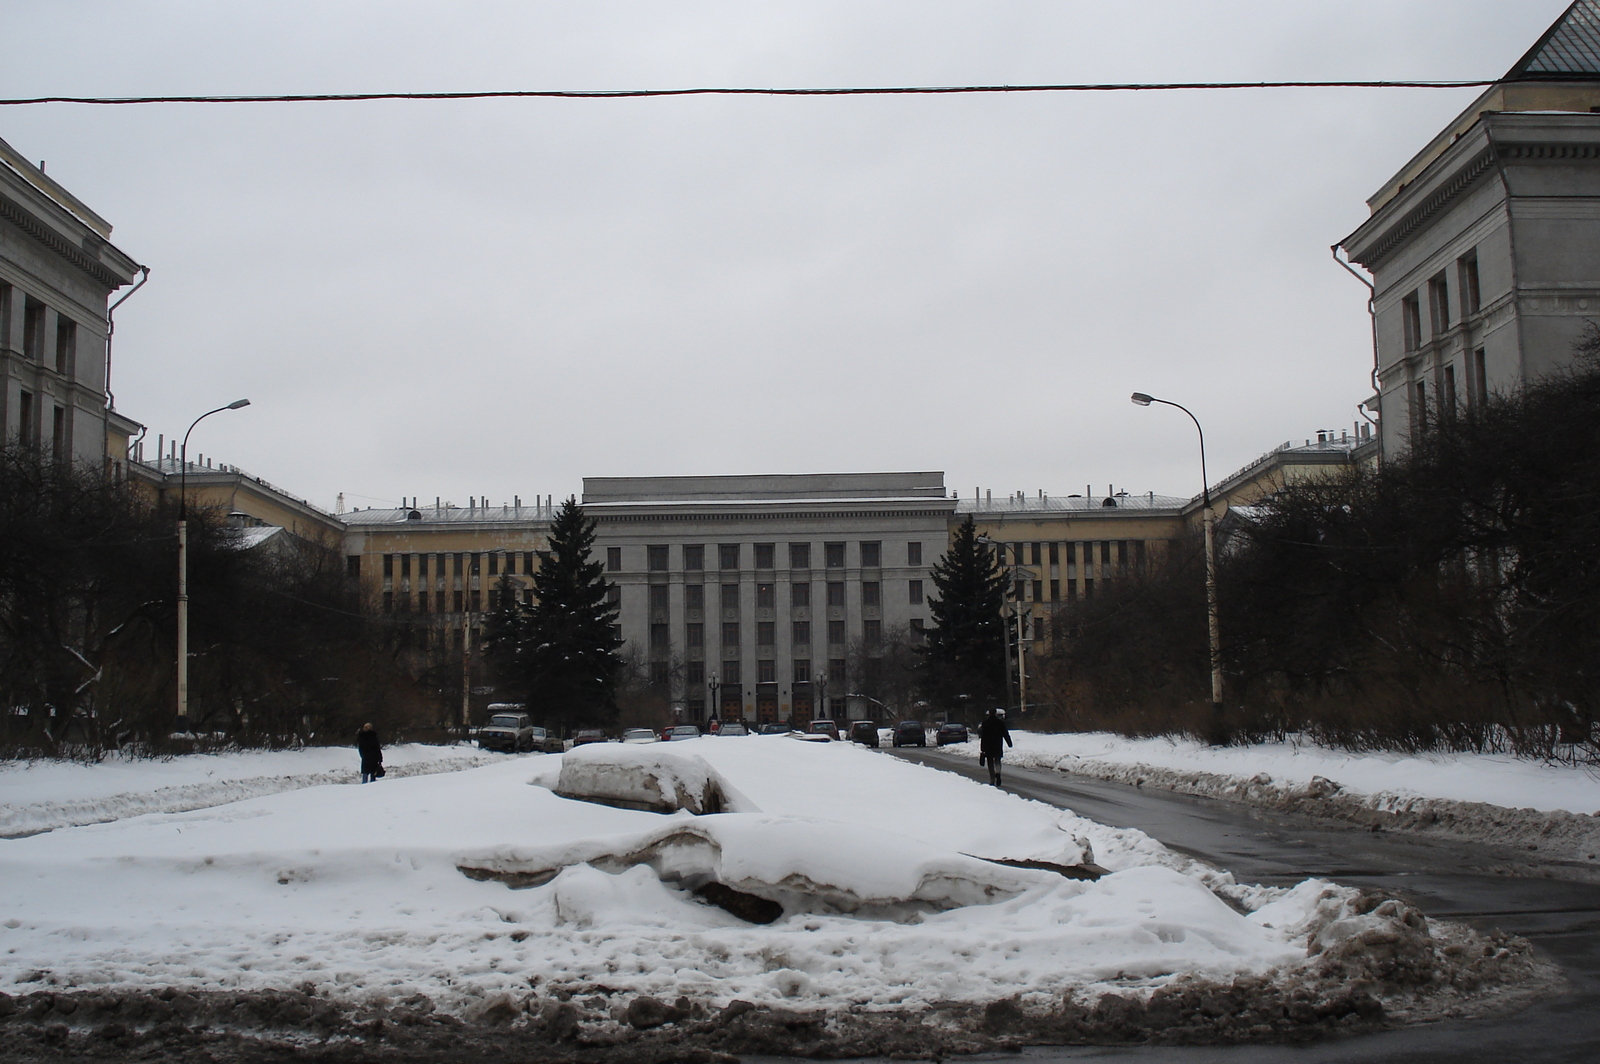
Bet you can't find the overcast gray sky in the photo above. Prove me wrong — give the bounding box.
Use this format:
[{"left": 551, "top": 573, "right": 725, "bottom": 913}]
[{"left": 0, "top": 1, "right": 1573, "bottom": 511}]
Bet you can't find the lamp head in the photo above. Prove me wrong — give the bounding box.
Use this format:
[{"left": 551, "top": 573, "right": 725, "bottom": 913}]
[
  {"left": 227, "top": 399, "right": 251, "bottom": 410},
  {"left": 1130, "top": 392, "right": 1154, "bottom": 407}
]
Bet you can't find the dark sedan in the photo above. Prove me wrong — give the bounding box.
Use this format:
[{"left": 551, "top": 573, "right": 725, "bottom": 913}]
[
  {"left": 571, "top": 729, "right": 610, "bottom": 746},
  {"left": 849, "top": 720, "right": 880, "bottom": 747},
  {"left": 892, "top": 720, "right": 926, "bottom": 747},
  {"left": 936, "top": 722, "right": 970, "bottom": 746}
]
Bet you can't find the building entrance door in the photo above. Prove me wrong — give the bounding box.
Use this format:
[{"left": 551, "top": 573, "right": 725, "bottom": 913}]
[
  {"left": 756, "top": 694, "right": 778, "bottom": 724},
  {"left": 792, "top": 693, "right": 813, "bottom": 729}
]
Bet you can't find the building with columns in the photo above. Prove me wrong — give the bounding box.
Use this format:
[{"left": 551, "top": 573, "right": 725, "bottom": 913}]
[
  {"left": 1339, "top": 0, "right": 1600, "bottom": 457},
  {"left": 1, "top": 136, "right": 145, "bottom": 473}
]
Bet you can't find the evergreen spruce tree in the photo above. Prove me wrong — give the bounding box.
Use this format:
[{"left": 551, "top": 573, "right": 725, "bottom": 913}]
[
  {"left": 519, "top": 497, "right": 622, "bottom": 734},
  {"left": 922, "top": 515, "right": 1009, "bottom": 713},
  {"left": 482, "top": 574, "right": 529, "bottom": 699}
]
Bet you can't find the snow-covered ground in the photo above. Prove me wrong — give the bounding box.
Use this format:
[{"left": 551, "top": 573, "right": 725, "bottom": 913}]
[
  {"left": 0, "top": 738, "right": 1363, "bottom": 1016},
  {"left": 955, "top": 731, "right": 1600, "bottom": 815}
]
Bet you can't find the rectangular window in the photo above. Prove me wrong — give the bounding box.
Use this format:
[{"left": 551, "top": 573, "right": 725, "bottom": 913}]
[
  {"left": 650, "top": 623, "right": 670, "bottom": 650},
  {"left": 687, "top": 660, "right": 705, "bottom": 684},
  {"left": 383, "top": 591, "right": 393, "bottom": 613},
  {"left": 607, "top": 547, "right": 622, "bottom": 572},
  {"left": 54, "top": 317, "right": 75, "bottom": 375},
  {"left": 1459, "top": 250, "right": 1481, "bottom": 316},
  {"left": 487, "top": 552, "right": 498, "bottom": 577},
  {"left": 1011, "top": 542, "right": 1024, "bottom": 566},
  {"left": 790, "top": 542, "right": 811, "bottom": 569},
  {"left": 1412, "top": 379, "right": 1428, "bottom": 432},
  {"left": 647, "top": 544, "right": 669, "bottom": 571},
  {"left": 606, "top": 585, "right": 622, "bottom": 608},
  {"left": 721, "top": 583, "right": 740, "bottom": 609},
  {"left": 793, "top": 659, "right": 810, "bottom": 683},
  {"left": 907, "top": 541, "right": 922, "bottom": 566},
  {"left": 757, "top": 621, "right": 775, "bottom": 646},
  {"left": 1030, "top": 542, "right": 1042, "bottom": 566},
  {"left": 758, "top": 659, "right": 776, "bottom": 684},
  {"left": 649, "top": 584, "right": 670, "bottom": 610},
  {"left": 860, "top": 541, "right": 881, "bottom": 568},
  {"left": 685, "top": 584, "right": 704, "bottom": 610},
  {"left": 910, "top": 618, "right": 925, "bottom": 640},
  {"left": 687, "top": 622, "right": 704, "bottom": 648},
  {"left": 524, "top": 551, "right": 535, "bottom": 575},
  {"left": 719, "top": 543, "right": 740, "bottom": 570},
  {"left": 791, "top": 582, "right": 810, "bottom": 607},
  {"left": 828, "top": 658, "right": 847, "bottom": 684},
  {"left": 22, "top": 297, "right": 45, "bottom": 361},
  {"left": 722, "top": 660, "right": 741, "bottom": 685},
  {"left": 792, "top": 620, "right": 811, "bottom": 645},
  {"left": 0, "top": 284, "right": 9, "bottom": 347},
  {"left": 1443, "top": 364, "right": 1457, "bottom": 418},
  {"left": 722, "top": 621, "right": 740, "bottom": 647},
  {"left": 826, "top": 581, "right": 845, "bottom": 607},
  {"left": 1033, "top": 579, "right": 1044, "bottom": 603},
  {"left": 1429, "top": 273, "right": 1450, "bottom": 336},
  {"left": 454, "top": 590, "right": 464, "bottom": 612},
  {"left": 1472, "top": 348, "right": 1488, "bottom": 407},
  {"left": 825, "top": 542, "right": 845, "bottom": 568},
  {"left": 469, "top": 590, "right": 481, "bottom": 612},
  {"left": 756, "top": 582, "right": 775, "bottom": 608},
  {"left": 650, "top": 661, "right": 670, "bottom": 686},
  {"left": 909, "top": 579, "right": 923, "bottom": 604},
  {"left": 400, "top": 554, "right": 411, "bottom": 579},
  {"left": 754, "top": 543, "right": 775, "bottom": 569},
  {"left": 49, "top": 406, "right": 63, "bottom": 458},
  {"left": 17, "top": 390, "right": 32, "bottom": 445},
  {"left": 861, "top": 581, "right": 880, "bottom": 606},
  {"left": 347, "top": 555, "right": 361, "bottom": 578},
  {"left": 683, "top": 544, "right": 704, "bottom": 570},
  {"left": 827, "top": 619, "right": 846, "bottom": 645},
  {"left": 1048, "top": 542, "right": 1059, "bottom": 564},
  {"left": 1049, "top": 578, "right": 1059, "bottom": 601},
  {"left": 1402, "top": 292, "right": 1423, "bottom": 351},
  {"left": 864, "top": 619, "right": 882, "bottom": 644},
  {"left": 417, "top": 555, "right": 428, "bottom": 580},
  {"left": 383, "top": 554, "right": 394, "bottom": 578},
  {"left": 1015, "top": 579, "right": 1026, "bottom": 602},
  {"left": 471, "top": 553, "right": 481, "bottom": 576}
]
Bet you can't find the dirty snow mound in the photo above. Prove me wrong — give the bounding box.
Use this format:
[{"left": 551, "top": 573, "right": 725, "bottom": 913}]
[{"left": 554, "top": 744, "right": 755, "bottom": 814}]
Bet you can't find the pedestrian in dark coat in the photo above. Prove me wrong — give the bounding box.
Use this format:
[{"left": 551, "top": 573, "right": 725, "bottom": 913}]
[
  {"left": 978, "top": 708, "right": 1012, "bottom": 786},
  {"left": 357, "top": 722, "right": 383, "bottom": 784}
]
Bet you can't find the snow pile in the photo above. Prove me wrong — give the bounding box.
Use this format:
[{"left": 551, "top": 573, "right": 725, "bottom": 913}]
[
  {"left": 3, "top": 735, "right": 1509, "bottom": 1022},
  {"left": 0, "top": 743, "right": 498, "bottom": 838},
  {"left": 553, "top": 743, "right": 754, "bottom": 815}
]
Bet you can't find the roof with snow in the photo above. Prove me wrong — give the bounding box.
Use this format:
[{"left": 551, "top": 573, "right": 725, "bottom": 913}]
[{"left": 1507, "top": 1, "right": 1600, "bottom": 80}]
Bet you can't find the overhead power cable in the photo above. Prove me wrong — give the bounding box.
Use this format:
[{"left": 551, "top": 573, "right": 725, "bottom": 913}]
[{"left": 0, "top": 80, "right": 1500, "bottom": 107}]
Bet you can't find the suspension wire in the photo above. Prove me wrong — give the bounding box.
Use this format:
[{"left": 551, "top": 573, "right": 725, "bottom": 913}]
[{"left": 0, "top": 80, "right": 1499, "bottom": 107}]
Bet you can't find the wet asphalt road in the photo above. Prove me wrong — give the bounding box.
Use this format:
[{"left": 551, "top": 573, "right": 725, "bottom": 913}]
[{"left": 884, "top": 747, "right": 1600, "bottom": 1064}]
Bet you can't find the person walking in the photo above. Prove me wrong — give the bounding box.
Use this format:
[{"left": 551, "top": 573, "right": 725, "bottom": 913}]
[
  {"left": 978, "top": 707, "right": 1012, "bottom": 786},
  {"left": 357, "top": 722, "right": 384, "bottom": 784}
]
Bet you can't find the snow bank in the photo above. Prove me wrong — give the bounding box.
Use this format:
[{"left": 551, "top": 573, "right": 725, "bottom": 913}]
[
  {"left": 553, "top": 743, "right": 755, "bottom": 814},
  {"left": 961, "top": 731, "right": 1600, "bottom": 872},
  {"left": 0, "top": 743, "right": 498, "bottom": 838}
]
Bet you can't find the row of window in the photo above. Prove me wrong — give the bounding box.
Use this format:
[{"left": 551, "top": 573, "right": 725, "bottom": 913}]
[
  {"left": 611, "top": 540, "right": 922, "bottom": 573},
  {"left": 658, "top": 657, "right": 849, "bottom": 687},
  {"left": 0, "top": 283, "right": 78, "bottom": 376},
  {"left": 651, "top": 617, "right": 911, "bottom": 650},
  {"left": 1410, "top": 348, "right": 1489, "bottom": 434},
  {"left": 365, "top": 550, "right": 538, "bottom": 585},
  {"left": 628, "top": 579, "right": 922, "bottom": 611},
  {"left": 9, "top": 390, "right": 68, "bottom": 456},
  {"left": 1400, "top": 249, "right": 1481, "bottom": 352}
]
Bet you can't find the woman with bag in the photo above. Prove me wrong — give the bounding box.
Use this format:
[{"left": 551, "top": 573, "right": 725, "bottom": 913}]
[{"left": 357, "top": 723, "right": 384, "bottom": 783}]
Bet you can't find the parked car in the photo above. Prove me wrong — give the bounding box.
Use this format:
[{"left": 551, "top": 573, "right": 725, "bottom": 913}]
[
  {"left": 716, "top": 722, "right": 750, "bottom": 736},
  {"left": 571, "top": 729, "right": 610, "bottom": 746},
  {"left": 621, "top": 728, "right": 658, "bottom": 744},
  {"left": 664, "top": 725, "right": 701, "bottom": 741},
  {"left": 936, "top": 722, "right": 970, "bottom": 746},
  {"left": 892, "top": 720, "right": 927, "bottom": 747},
  {"left": 478, "top": 712, "right": 538, "bottom": 753},
  {"left": 808, "top": 720, "right": 840, "bottom": 741},
  {"left": 759, "top": 722, "right": 790, "bottom": 735},
  {"left": 849, "top": 720, "right": 880, "bottom": 747}
]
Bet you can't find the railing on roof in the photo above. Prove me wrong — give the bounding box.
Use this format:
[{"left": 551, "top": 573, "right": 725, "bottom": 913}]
[{"left": 135, "top": 457, "right": 338, "bottom": 520}]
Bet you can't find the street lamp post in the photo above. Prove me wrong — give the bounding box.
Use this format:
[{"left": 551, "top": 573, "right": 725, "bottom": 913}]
[
  {"left": 707, "top": 673, "right": 720, "bottom": 727},
  {"left": 816, "top": 670, "right": 829, "bottom": 722},
  {"left": 977, "top": 535, "right": 1031, "bottom": 716},
  {"left": 176, "top": 399, "right": 251, "bottom": 731},
  {"left": 1131, "top": 392, "right": 1224, "bottom": 735}
]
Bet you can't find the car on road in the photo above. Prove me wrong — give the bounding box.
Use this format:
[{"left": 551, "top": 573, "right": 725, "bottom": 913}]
[
  {"left": 759, "top": 723, "right": 790, "bottom": 735},
  {"left": 663, "top": 725, "right": 701, "bottom": 741},
  {"left": 621, "top": 728, "right": 658, "bottom": 744},
  {"left": 808, "top": 720, "right": 840, "bottom": 741},
  {"left": 892, "top": 720, "right": 926, "bottom": 747},
  {"left": 849, "top": 720, "right": 880, "bottom": 747},
  {"left": 478, "top": 712, "right": 544, "bottom": 753},
  {"left": 716, "top": 722, "right": 750, "bottom": 736},
  {"left": 936, "top": 722, "right": 970, "bottom": 746},
  {"left": 571, "top": 729, "right": 610, "bottom": 746}
]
